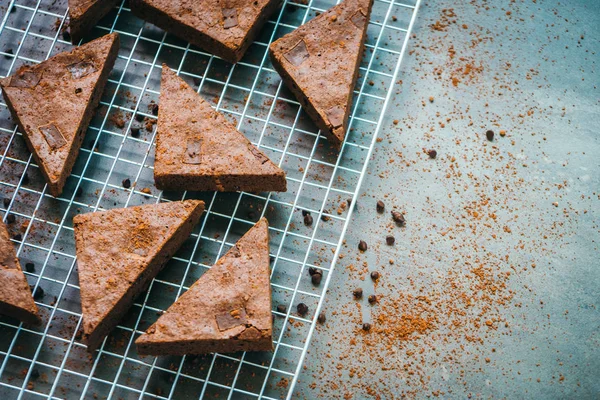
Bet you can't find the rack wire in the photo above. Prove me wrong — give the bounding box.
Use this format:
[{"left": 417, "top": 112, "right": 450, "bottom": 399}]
[{"left": 0, "top": 0, "right": 420, "bottom": 398}]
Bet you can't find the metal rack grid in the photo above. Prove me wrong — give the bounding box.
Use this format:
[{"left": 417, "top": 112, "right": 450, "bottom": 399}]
[{"left": 0, "top": 0, "right": 420, "bottom": 398}]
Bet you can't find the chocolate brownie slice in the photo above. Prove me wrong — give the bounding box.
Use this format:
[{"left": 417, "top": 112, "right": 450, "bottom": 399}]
[
  {"left": 0, "top": 220, "right": 40, "bottom": 324},
  {"left": 74, "top": 200, "right": 205, "bottom": 352},
  {"left": 0, "top": 33, "right": 120, "bottom": 197},
  {"left": 68, "top": 0, "right": 121, "bottom": 43},
  {"left": 269, "top": 0, "right": 374, "bottom": 147},
  {"left": 130, "top": 0, "right": 281, "bottom": 63},
  {"left": 136, "top": 218, "right": 273, "bottom": 356},
  {"left": 154, "top": 66, "right": 287, "bottom": 193}
]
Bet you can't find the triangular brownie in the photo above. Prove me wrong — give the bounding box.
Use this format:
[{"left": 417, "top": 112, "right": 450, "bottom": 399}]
[
  {"left": 154, "top": 67, "right": 287, "bottom": 193},
  {"left": 68, "top": 0, "right": 121, "bottom": 43},
  {"left": 74, "top": 200, "right": 205, "bottom": 352},
  {"left": 130, "top": 0, "right": 280, "bottom": 63},
  {"left": 0, "top": 220, "right": 40, "bottom": 324},
  {"left": 0, "top": 33, "right": 119, "bottom": 197},
  {"left": 136, "top": 218, "right": 273, "bottom": 356},
  {"left": 269, "top": 0, "right": 374, "bottom": 147}
]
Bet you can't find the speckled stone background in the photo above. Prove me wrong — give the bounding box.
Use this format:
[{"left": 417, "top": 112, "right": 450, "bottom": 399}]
[{"left": 294, "top": 0, "right": 599, "bottom": 398}]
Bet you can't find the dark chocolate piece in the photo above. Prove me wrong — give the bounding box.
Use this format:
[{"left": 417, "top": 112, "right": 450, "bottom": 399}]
[
  {"left": 283, "top": 40, "right": 310, "bottom": 67},
  {"left": 39, "top": 123, "right": 67, "bottom": 150}
]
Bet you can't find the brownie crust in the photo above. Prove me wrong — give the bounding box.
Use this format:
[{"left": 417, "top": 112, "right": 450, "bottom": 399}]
[
  {"left": 269, "top": 0, "right": 373, "bottom": 147},
  {"left": 0, "top": 221, "right": 40, "bottom": 324},
  {"left": 130, "top": 0, "right": 281, "bottom": 63},
  {"left": 0, "top": 33, "right": 120, "bottom": 196},
  {"left": 68, "top": 0, "right": 121, "bottom": 43},
  {"left": 74, "top": 200, "right": 205, "bottom": 352},
  {"left": 154, "top": 67, "right": 287, "bottom": 193},
  {"left": 136, "top": 218, "right": 273, "bottom": 356}
]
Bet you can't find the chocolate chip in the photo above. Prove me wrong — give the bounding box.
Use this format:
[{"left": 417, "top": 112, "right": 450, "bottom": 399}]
[
  {"left": 358, "top": 240, "right": 367, "bottom": 252},
  {"left": 428, "top": 149, "right": 437, "bottom": 159},
  {"left": 317, "top": 313, "right": 326, "bottom": 324},
  {"left": 297, "top": 303, "right": 309, "bottom": 316},
  {"left": 276, "top": 304, "right": 287, "bottom": 314},
  {"left": 376, "top": 200, "right": 385, "bottom": 213},
  {"left": 25, "top": 262, "right": 35, "bottom": 273},
  {"left": 135, "top": 113, "right": 145, "bottom": 122},
  {"left": 122, "top": 178, "right": 131, "bottom": 189},
  {"left": 386, "top": 235, "right": 395, "bottom": 245},
  {"left": 130, "top": 127, "right": 140, "bottom": 138},
  {"left": 321, "top": 211, "right": 330, "bottom": 222},
  {"left": 304, "top": 214, "right": 313, "bottom": 226},
  {"left": 30, "top": 285, "right": 44, "bottom": 300},
  {"left": 13, "top": 233, "right": 22, "bottom": 241},
  {"left": 391, "top": 211, "right": 405, "bottom": 225},
  {"left": 311, "top": 273, "right": 322, "bottom": 285},
  {"left": 3, "top": 198, "right": 9, "bottom": 208},
  {"left": 4, "top": 48, "right": 13, "bottom": 59},
  {"left": 6, "top": 214, "right": 16, "bottom": 224},
  {"left": 75, "top": 187, "right": 83, "bottom": 197},
  {"left": 62, "top": 29, "right": 71, "bottom": 42},
  {"left": 247, "top": 211, "right": 256, "bottom": 220},
  {"left": 486, "top": 130, "right": 494, "bottom": 141},
  {"left": 22, "top": 173, "right": 30, "bottom": 184},
  {"left": 353, "top": 288, "right": 363, "bottom": 299},
  {"left": 368, "top": 294, "right": 377, "bottom": 304},
  {"left": 75, "top": 87, "right": 82, "bottom": 94},
  {"left": 149, "top": 103, "right": 159, "bottom": 116},
  {"left": 370, "top": 271, "right": 380, "bottom": 280},
  {"left": 30, "top": 368, "right": 40, "bottom": 380},
  {"left": 301, "top": 210, "right": 309, "bottom": 217},
  {"left": 362, "top": 323, "right": 371, "bottom": 331}
]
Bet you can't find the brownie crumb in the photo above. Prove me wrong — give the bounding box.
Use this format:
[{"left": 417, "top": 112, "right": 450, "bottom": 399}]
[
  {"left": 297, "top": 303, "right": 309, "bottom": 316},
  {"left": 130, "top": 127, "right": 140, "bottom": 138},
  {"left": 317, "top": 313, "right": 326, "bottom": 324},
  {"left": 135, "top": 113, "right": 145, "bottom": 122},
  {"left": 149, "top": 103, "right": 159, "bottom": 116},
  {"left": 391, "top": 211, "right": 405, "bottom": 225},
  {"left": 30, "top": 368, "right": 40, "bottom": 380},
  {"left": 122, "top": 178, "right": 131, "bottom": 189},
  {"left": 4, "top": 48, "right": 13, "bottom": 59},
  {"left": 428, "top": 149, "right": 437, "bottom": 159},
  {"left": 13, "top": 233, "right": 22, "bottom": 241},
  {"left": 353, "top": 288, "right": 363, "bottom": 299},
  {"left": 486, "top": 130, "right": 494, "bottom": 141},
  {"left": 311, "top": 273, "right": 322, "bottom": 285},
  {"left": 362, "top": 323, "right": 371, "bottom": 331},
  {"left": 370, "top": 271, "right": 380, "bottom": 281},
  {"left": 30, "top": 285, "right": 44, "bottom": 300},
  {"left": 75, "top": 187, "right": 83, "bottom": 197},
  {"left": 25, "top": 262, "right": 35, "bottom": 273},
  {"left": 304, "top": 214, "right": 313, "bottom": 226},
  {"left": 376, "top": 200, "right": 385, "bottom": 213},
  {"left": 358, "top": 240, "right": 368, "bottom": 252},
  {"left": 386, "top": 235, "right": 395, "bottom": 245},
  {"left": 301, "top": 210, "right": 309, "bottom": 217},
  {"left": 62, "top": 29, "right": 71, "bottom": 42},
  {"left": 3, "top": 198, "right": 10, "bottom": 208},
  {"left": 6, "top": 214, "right": 16, "bottom": 224},
  {"left": 276, "top": 304, "right": 286, "bottom": 314},
  {"left": 368, "top": 294, "right": 377, "bottom": 304}
]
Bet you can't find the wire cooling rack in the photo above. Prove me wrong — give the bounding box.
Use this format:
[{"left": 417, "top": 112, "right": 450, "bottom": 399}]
[{"left": 0, "top": 0, "right": 420, "bottom": 398}]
